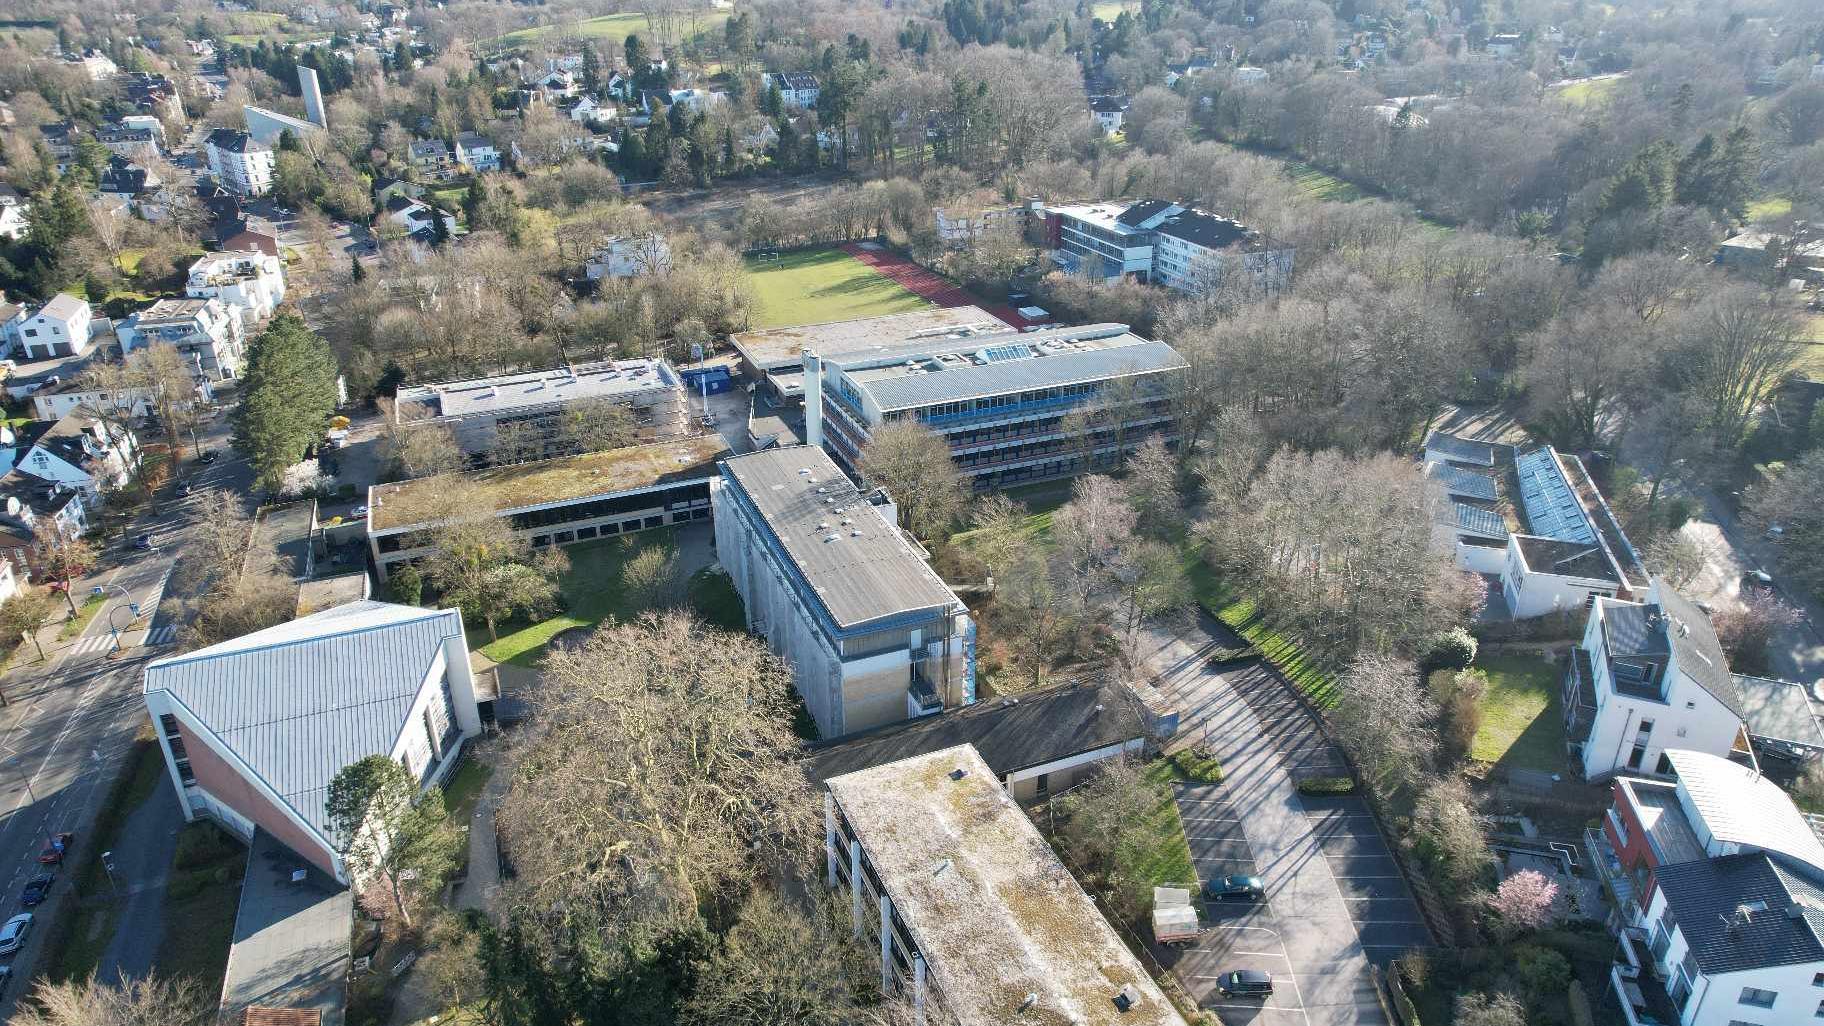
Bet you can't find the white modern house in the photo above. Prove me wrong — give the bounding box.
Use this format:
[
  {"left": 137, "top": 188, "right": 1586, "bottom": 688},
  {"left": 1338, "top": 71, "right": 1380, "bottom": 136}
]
[
  {"left": 382, "top": 196, "right": 459, "bottom": 239},
  {"left": 1565, "top": 579, "right": 1748, "bottom": 780},
  {"left": 1090, "top": 94, "right": 1129, "bottom": 133},
  {"left": 17, "top": 294, "right": 95, "bottom": 360},
  {"left": 205, "top": 128, "right": 275, "bottom": 197},
  {"left": 584, "top": 234, "right": 672, "bottom": 279},
  {"left": 143, "top": 602, "right": 484, "bottom": 884},
  {"left": 0, "top": 412, "right": 138, "bottom": 502},
  {"left": 762, "top": 71, "right": 820, "bottom": 108},
  {"left": 713, "top": 445, "right": 976, "bottom": 738},
  {"left": 0, "top": 188, "right": 28, "bottom": 241},
  {"left": 116, "top": 297, "right": 246, "bottom": 380},
  {"left": 186, "top": 250, "right": 286, "bottom": 321},
  {"left": 453, "top": 132, "right": 501, "bottom": 173},
  {"left": 1046, "top": 199, "right": 1293, "bottom": 295}
]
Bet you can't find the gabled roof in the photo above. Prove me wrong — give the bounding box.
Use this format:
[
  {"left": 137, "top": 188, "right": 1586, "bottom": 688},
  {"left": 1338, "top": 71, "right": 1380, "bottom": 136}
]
[
  {"left": 1668, "top": 749, "right": 1824, "bottom": 870},
  {"left": 1655, "top": 852, "right": 1824, "bottom": 975},
  {"left": 1656, "top": 583, "right": 1742, "bottom": 718},
  {"left": 143, "top": 602, "right": 465, "bottom": 839},
  {"left": 36, "top": 293, "right": 88, "bottom": 322}
]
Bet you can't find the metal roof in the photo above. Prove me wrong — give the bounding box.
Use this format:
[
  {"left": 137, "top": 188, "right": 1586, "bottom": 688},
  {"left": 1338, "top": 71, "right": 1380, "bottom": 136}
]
[
  {"left": 1668, "top": 749, "right": 1824, "bottom": 870},
  {"left": 1452, "top": 502, "right": 1507, "bottom": 539},
  {"left": 1654, "top": 852, "right": 1824, "bottom": 975},
  {"left": 1427, "top": 461, "right": 1498, "bottom": 501},
  {"left": 394, "top": 359, "right": 680, "bottom": 421},
  {"left": 1423, "top": 431, "right": 1502, "bottom": 466},
  {"left": 718, "top": 446, "right": 963, "bottom": 631},
  {"left": 1617, "top": 777, "right": 1706, "bottom": 865},
  {"left": 1735, "top": 674, "right": 1824, "bottom": 750},
  {"left": 1657, "top": 583, "right": 1744, "bottom": 718},
  {"left": 1513, "top": 447, "right": 1596, "bottom": 544},
  {"left": 144, "top": 602, "right": 464, "bottom": 840},
  {"left": 859, "top": 340, "right": 1185, "bottom": 413}
]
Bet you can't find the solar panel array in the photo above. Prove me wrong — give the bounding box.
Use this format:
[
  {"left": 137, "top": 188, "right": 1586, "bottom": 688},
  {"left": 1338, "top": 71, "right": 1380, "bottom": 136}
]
[
  {"left": 1430, "top": 462, "right": 1498, "bottom": 501},
  {"left": 1454, "top": 503, "right": 1508, "bottom": 538},
  {"left": 1514, "top": 448, "right": 1596, "bottom": 544},
  {"left": 979, "top": 343, "right": 1033, "bottom": 364}
]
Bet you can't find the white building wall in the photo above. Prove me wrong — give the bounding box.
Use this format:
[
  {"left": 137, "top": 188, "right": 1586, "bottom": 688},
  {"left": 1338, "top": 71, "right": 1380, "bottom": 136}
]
[
  {"left": 1580, "top": 605, "right": 1743, "bottom": 779},
  {"left": 1456, "top": 540, "right": 1508, "bottom": 574},
  {"left": 1643, "top": 888, "right": 1824, "bottom": 1026}
]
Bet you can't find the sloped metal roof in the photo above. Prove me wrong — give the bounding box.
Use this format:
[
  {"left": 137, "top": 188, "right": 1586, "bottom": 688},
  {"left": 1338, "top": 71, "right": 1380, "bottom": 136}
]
[
  {"left": 1427, "top": 461, "right": 1498, "bottom": 501},
  {"left": 1514, "top": 447, "right": 1596, "bottom": 544},
  {"left": 144, "top": 602, "right": 464, "bottom": 839},
  {"left": 1452, "top": 502, "right": 1507, "bottom": 539},
  {"left": 1668, "top": 749, "right": 1824, "bottom": 870},
  {"left": 860, "top": 341, "right": 1185, "bottom": 412}
]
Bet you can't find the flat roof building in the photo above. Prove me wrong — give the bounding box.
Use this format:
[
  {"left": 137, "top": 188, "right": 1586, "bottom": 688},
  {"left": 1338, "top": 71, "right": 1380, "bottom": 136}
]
[
  {"left": 714, "top": 445, "right": 973, "bottom": 737},
  {"left": 392, "top": 359, "right": 688, "bottom": 466},
  {"left": 824, "top": 744, "right": 1186, "bottom": 1026},
  {"left": 809, "top": 322, "right": 1185, "bottom": 490},
  {"left": 730, "top": 306, "right": 1013, "bottom": 404},
  {"left": 367, "top": 433, "right": 727, "bottom": 580}
]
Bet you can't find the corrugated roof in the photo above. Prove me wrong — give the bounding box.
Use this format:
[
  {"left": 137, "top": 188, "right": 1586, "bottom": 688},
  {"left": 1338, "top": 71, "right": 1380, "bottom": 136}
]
[
  {"left": 860, "top": 340, "right": 1185, "bottom": 412},
  {"left": 719, "top": 446, "right": 962, "bottom": 631},
  {"left": 144, "top": 602, "right": 464, "bottom": 839},
  {"left": 1669, "top": 749, "right": 1824, "bottom": 870},
  {"left": 1427, "top": 461, "right": 1498, "bottom": 501},
  {"left": 1655, "top": 852, "right": 1824, "bottom": 974},
  {"left": 1424, "top": 431, "right": 1502, "bottom": 466},
  {"left": 1452, "top": 502, "right": 1507, "bottom": 538}
]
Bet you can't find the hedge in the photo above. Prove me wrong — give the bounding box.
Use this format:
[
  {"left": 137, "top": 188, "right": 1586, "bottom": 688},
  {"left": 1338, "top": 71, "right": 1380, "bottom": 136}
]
[
  {"left": 1296, "top": 776, "right": 1358, "bottom": 796},
  {"left": 1172, "top": 748, "right": 1224, "bottom": 784}
]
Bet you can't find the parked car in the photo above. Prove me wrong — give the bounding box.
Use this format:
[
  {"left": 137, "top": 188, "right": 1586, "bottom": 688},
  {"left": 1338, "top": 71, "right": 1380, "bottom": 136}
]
[
  {"left": 1217, "top": 970, "right": 1274, "bottom": 998},
  {"left": 0, "top": 913, "right": 33, "bottom": 955},
  {"left": 351, "top": 504, "right": 369, "bottom": 518},
  {"left": 133, "top": 534, "right": 158, "bottom": 552},
  {"left": 37, "top": 832, "right": 73, "bottom": 864},
  {"left": 1204, "top": 874, "right": 1267, "bottom": 902},
  {"left": 175, "top": 480, "right": 192, "bottom": 497},
  {"left": 195, "top": 450, "right": 219, "bottom": 465},
  {"left": 19, "top": 875, "right": 52, "bottom": 907},
  {"left": 1743, "top": 569, "right": 1775, "bottom": 591}
]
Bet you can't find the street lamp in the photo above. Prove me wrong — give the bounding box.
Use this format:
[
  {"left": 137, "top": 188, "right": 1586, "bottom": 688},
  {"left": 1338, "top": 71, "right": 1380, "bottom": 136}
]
[{"left": 90, "top": 585, "right": 141, "bottom": 655}]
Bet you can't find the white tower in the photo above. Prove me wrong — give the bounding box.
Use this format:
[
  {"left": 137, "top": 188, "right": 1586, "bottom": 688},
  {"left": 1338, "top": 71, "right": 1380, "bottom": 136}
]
[{"left": 298, "top": 66, "right": 326, "bottom": 128}]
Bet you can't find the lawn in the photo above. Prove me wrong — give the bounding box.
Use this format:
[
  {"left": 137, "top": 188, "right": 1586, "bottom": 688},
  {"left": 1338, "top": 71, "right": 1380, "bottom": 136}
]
[
  {"left": 1135, "top": 759, "right": 1200, "bottom": 889},
  {"left": 743, "top": 248, "right": 931, "bottom": 330},
  {"left": 1465, "top": 652, "right": 1565, "bottom": 772},
  {"left": 1748, "top": 196, "right": 1794, "bottom": 221},
  {"left": 477, "top": 530, "right": 680, "bottom": 666},
  {"left": 491, "top": 10, "right": 731, "bottom": 49},
  {"left": 686, "top": 566, "right": 745, "bottom": 630},
  {"left": 1091, "top": 0, "right": 1137, "bottom": 20},
  {"left": 1184, "top": 551, "right": 1340, "bottom": 707},
  {"left": 1553, "top": 77, "right": 1620, "bottom": 107},
  {"left": 441, "top": 757, "right": 494, "bottom": 822},
  {"left": 152, "top": 824, "right": 247, "bottom": 987},
  {"left": 44, "top": 739, "right": 168, "bottom": 983},
  {"left": 58, "top": 594, "right": 107, "bottom": 641},
  {"left": 1287, "top": 161, "right": 1366, "bottom": 202}
]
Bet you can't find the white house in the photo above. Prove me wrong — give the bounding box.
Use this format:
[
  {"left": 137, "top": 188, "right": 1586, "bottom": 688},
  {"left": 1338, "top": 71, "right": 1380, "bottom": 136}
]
[
  {"left": 0, "top": 472, "right": 90, "bottom": 575},
  {"left": 565, "top": 95, "right": 617, "bottom": 126},
  {"left": 537, "top": 69, "right": 579, "bottom": 99},
  {"left": 453, "top": 132, "right": 501, "bottom": 173},
  {"left": 762, "top": 71, "right": 820, "bottom": 109},
  {"left": 1564, "top": 578, "right": 1748, "bottom": 781},
  {"left": 0, "top": 188, "right": 28, "bottom": 241},
  {"left": 382, "top": 196, "right": 458, "bottom": 239},
  {"left": 143, "top": 602, "right": 484, "bottom": 884},
  {"left": 17, "top": 294, "right": 95, "bottom": 360},
  {"left": 584, "top": 234, "right": 672, "bottom": 280},
  {"left": 205, "top": 128, "right": 274, "bottom": 197},
  {"left": 0, "top": 297, "right": 26, "bottom": 357},
  {"left": 116, "top": 297, "right": 246, "bottom": 380},
  {"left": 186, "top": 250, "right": 286, "bottom": 320},
  {"left": 1149, "top": 207, "right": 1295, "bottom": 294},
  {"left": 665, "top": 88, "right": 725, "bottom": 113},
  {"left": 1, "top": 412, "right": 138, "bottom": 502},
  {"left": 408, "top": 139, "right": 456, "bottom": 182},
  {"left": 1090, "top": 95, "right": 1130, "bottom": 133}
]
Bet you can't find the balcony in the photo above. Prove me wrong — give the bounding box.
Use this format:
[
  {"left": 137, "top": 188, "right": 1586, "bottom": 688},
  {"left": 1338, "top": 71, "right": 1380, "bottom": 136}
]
[
  {"left": 1564, "top": 648, "right": 1597, "bottom": 746},
  {"left": 1584, "top": 826, "right": 1635, "bottom": 913},
  {"left": 907, "top": 673, "right": 941, "bottom": 717}
]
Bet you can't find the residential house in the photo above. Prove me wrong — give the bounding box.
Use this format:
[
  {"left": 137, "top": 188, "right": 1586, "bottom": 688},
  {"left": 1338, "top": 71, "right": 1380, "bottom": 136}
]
[
  {"left": 366, "top": 434, "right": 726, "bottom": 582},
  {"left": 1715, "top": 230, "right": 1824, "bottom": 281},
  {"left": 536, "top": 69, "right": 579, "bottom": 100},
  {"left": 389, "top": 357, "right": 688, "bottom": 463},
  {"left": 713, "top": 445, "right": 975, "bottom": 738},
  {"left": 1163, "top": 57, "right": 1216, "bottom": 87},
  {"left": 1590, "top": 749, "right": 1824, "bottom": 1026},
  {"left": 762, "top": 71, "right": 820, "bottom": 109},
  {"left": 665, "top": 88, "right": 725, "bottom": 113},
  {"left": 120, "top": 73, "right": 184, "bottom": 122},
  {"left": 61, "top": 48, "right": 118, "bottom": 81},
  {"left": 242, "top": 106, "right": 323, "bottom": 149},
  {"left": 1233, "top": 65, "right": 1270, "bottom": 84},
  {"left": 934, "top": 201, "right": 1043, "bottom": 246},
  {"left": 194, "top": 182, "right": 247, "bottom": 245},
  {"left": 1486, "top": 32, "right": 1524, "bottom": 56},
  {"left": 1089, "top": 94, "right": 1130, "bottom": 134},
  {"left": 205, "top": 129, "right": 275, "bottom": 197},
  {"left": 0, "top": 186, "right": 29, "bottom": 242},
  {"left": 382, "top": 196, "right": 458, "bottom": 239},
  {"left": 563, "top": 95, "right": 617, "bottom": 127},
  {"left": 584, "top": 234, "right": 672, "bottom": 279},
  {"left": 371, "top": 176, "right": 425, "bottom": 206},
  {"left": 805, "top": 678, "right": 1148, "bottom": 803},
  {"left": 452, "top": 132, "right": 501, "bottom": 173},
  {"left": 0, "top": 296, "right": 26, "bottom": 357},
  {"left": 142, "top": 602, "right": 484, "bottom": 884},
  {"left": 96, "top": 122, "right": 160, "bottom": 163},
  {"left": 186, "top": 250, "right": 286, "bottom": 321},
  {"left": 0, "top": 472, "right": 89, "bottom": 576},
  {"left": 0, "top": 412, "right": 138, "bottom": 502},
  {"left": 407, "top": 139, "right": 456, "bottom": 182},
  {"left": 38, "top": 122, "right": 80, "bottom": 174},
  {"left": 823, "top": 745, "right": 1187, "bottom": 1026},
  {"left": 98, "top": 155, "right": 160, "bottom": 203},
  {"left": 221, "top": 228, "right": 280, "bottom": 259},
  {"left": 29, "top": 377, "right": 155, "bottom": 421},
  {"left": 17, "top": 295, "right": 95, "bottom": 360},
  {"left": 116, "top": 297, "right": 246, "bottom": 380}
]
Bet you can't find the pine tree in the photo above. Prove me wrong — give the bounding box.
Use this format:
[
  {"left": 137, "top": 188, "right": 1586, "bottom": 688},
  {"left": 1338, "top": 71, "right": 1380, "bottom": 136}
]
[
  {"left": 232, "top": 313, "right": 341, "bottom": 494},
  {"left": 350, "top": 255, "right": 366, "bottom": 282}
]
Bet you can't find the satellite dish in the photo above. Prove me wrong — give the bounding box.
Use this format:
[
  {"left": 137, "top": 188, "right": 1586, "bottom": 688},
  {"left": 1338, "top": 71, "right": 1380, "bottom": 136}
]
[{"left": 4, "top": 497, "right": 19, "bottom": 517}]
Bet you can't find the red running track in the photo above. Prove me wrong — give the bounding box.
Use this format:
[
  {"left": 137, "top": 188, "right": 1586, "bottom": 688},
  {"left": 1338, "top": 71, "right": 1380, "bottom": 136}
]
[{"left": 839, "top": 242, "right": 1037, "bottom": 327}]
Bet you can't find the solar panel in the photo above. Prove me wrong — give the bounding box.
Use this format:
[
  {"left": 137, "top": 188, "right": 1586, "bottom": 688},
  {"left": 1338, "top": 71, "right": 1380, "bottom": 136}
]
[
  {"left": 1514, "top": 448, "right": 1596, "bottom": 544},
  {"left": 1453, "top": 503, "right": 1507, "bottom": 538},
  {"left": 1429, "top": 462, "right": 1498, "bottom": 501},
  {"left": 979, "top": 343, "right": 1033, "bottom": 364}
]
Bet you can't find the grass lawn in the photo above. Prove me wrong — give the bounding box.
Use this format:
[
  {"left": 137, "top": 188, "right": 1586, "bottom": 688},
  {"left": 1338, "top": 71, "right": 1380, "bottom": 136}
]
[
  {"left": 58, "top": 594, "right": 108, "bottom": 641},
  {"left": 152, "top": 831, "right": 247, "bottom": 987},
  {"left": 1183, "top": 550, "right": 1340, "bottom": 707},
  {"left": 1287, "top": 161, "right": 1366, "bottom": 202},
  {"left": 429, "top": 185, "right": 469, "bottom": 212},
  {"left": 477, "top": 530, "right": 678, "bottom": 666},
  {"left": 686, "top": 566, "right": 745, "bottom": 630},
  {"left": 491, "top": 10, "right": 730, "bottom": 48},
  {"left": 743, "top": 247, "right": 931, "bottom": 329},
  {"left": 441, "top": 757, "right": 494, "bottom": 822},
  {"left": 1553, "top": 77, "right": 1620, "bottom": 107},
  {"left": 1465, "top": 652, "right": 1565, "bottom": 772},
  {"left": 44, "top": 739, "right": 168, "bottom": 983},
  {"left": 1135, "top": 759, "right": 1200, "bottom": 889},
  {"left": 1748, "top": 196, "right": 1794, "bottom": 222},
  {"left": 1797, "top": 340, "right": 1824, "bottom": 381}
]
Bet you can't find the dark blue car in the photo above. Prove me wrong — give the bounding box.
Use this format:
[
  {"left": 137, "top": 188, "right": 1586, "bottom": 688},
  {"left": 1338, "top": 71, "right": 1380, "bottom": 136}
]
[{"left": 20, "top": 874, "right": 52, "bottom": 907}]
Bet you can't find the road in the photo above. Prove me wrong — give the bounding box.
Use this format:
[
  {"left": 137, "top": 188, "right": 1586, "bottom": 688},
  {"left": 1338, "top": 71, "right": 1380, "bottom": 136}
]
[{"left": 0, "top": 411, "right": 250, "bottom": 1015}]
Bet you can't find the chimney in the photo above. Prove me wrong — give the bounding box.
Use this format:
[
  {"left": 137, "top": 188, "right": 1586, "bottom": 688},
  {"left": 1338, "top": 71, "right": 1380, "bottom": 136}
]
[{"left": 804, "top": 350, "right": 824, "bottom": 450}]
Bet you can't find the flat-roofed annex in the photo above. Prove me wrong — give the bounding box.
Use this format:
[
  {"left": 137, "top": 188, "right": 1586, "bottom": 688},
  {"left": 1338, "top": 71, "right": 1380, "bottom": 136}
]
[
  {"left": 826, "top": 744, "right": 1185, "bottom": 1026},
  {"left": 368, "top": 433, "right": 728, "bottom": 533},
  {"left": 731, "top": 306, "right": 1009, "bottom": 372},
  {"left": 394, "top": 359, "right": 679, "bottom": 422}
]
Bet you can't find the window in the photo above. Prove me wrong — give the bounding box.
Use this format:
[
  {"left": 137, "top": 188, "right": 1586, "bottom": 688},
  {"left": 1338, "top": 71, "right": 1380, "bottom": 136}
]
[
  {"left": 1740, "top": 987, "right": 1778, "bottom": 1008},
  {"left": 1815, "top": 999, "right": 1824, "bottom": 1018},
  {"left": 1813, "top": 973, "right": 1824, "bottom": 987}
]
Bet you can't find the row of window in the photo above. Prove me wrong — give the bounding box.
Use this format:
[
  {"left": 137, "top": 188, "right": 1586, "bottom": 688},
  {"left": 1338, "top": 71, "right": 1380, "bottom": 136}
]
[
  {"left": 159, "top": 713, "right": 196, "bottom": 786},
  {"left": 527, "top": 507, "right": 708, "bottom": 548}
]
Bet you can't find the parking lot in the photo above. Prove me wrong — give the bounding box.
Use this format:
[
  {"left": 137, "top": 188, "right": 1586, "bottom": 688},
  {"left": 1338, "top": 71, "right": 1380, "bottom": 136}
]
[
  {"left": 1299, "top": 795, "right": 1433, "bottom": 964},
  {"left": 1225, "top": 663, "right": 1351, "bottom": 782}
]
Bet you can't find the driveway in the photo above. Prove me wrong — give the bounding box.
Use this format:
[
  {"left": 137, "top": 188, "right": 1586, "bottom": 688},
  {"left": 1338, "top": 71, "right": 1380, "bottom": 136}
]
[{"left": 1142, "top": 615, "right": 1419, "bottom": 1026}]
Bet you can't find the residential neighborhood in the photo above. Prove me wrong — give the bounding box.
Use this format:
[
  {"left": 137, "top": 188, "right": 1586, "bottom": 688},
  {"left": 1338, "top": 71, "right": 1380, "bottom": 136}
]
[{"left": 0, "top": 1, "right": 1816, "bottom": 1025}]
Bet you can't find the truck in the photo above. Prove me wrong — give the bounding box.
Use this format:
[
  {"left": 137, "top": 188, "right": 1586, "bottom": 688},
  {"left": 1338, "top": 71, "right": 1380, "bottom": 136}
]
[{"left": 1152, "top": 886, "right": 1201, "bottom": 947}]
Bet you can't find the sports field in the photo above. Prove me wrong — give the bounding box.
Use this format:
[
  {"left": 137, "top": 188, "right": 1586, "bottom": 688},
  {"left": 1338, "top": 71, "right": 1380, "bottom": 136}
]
[
  {"left": 491, "top": 11, "right": 730, "bottom": 48},
  {"left": 744, "top": 247, "right": 932, "bottom": 329}
]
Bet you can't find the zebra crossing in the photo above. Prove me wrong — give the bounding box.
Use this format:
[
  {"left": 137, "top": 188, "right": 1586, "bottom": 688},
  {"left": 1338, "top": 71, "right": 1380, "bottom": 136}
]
[{"left": 62, "top": 624, "right": 179, "bottom": 656}]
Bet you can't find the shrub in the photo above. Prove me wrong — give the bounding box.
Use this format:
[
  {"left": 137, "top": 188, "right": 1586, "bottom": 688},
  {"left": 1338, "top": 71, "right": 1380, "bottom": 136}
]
[
  {"left": 174, "top": 821, "right": 242, "bottom": 870},
  {"left": 1172, "top": 747, "right": 1224, "bottom": 783},
  {"left": 1662, "top": 496, "right": 1696, "bottom": 532},
  {"left": 1567, "top": 981, "right": 1594, "bottom": 1026},
  {"left": 1425, "top": 627, "right": 1478, "bottom": 671},
  {"left": 1205, "top": 644, "right": 1259, "bottom": 664},
  {"left": 1297, "top": 776, "right": 1357, "bottom": 796},
  {"left": 1514, "top": 944, "right": 1572, "bottom": 1001}
]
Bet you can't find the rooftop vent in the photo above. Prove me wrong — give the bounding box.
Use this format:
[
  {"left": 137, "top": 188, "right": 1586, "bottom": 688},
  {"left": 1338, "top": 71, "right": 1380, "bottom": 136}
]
[
  {"left": 949, "top": 767, "right": 968, "bottom": 781},
  {"left": 1113, "top": 984, "right": 1142, "bottom": 1013}
]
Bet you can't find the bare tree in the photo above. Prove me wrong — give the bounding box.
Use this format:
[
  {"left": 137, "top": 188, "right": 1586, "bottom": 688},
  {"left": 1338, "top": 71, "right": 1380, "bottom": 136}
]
[
  {"left": 421, "top": 498, "right": 568, "bottom": 643},
  {"left": 1674, "top": 288, "right": 1804, "bottom": 449},
  {"left": 11, "top": 972, "right": 212, "bottom": 1026},
  {"left": 386, "top": 422, "right": 466, "bottom": 480},
  {"left": 559, "top": 397, "right": 638, "bottom": 455},
  {"left": 1711, "top": 590, "right": 1803, "bottom": 677},
  {"left": 858, "top": 421, "right": 966, "bottom": 539},
  {"left": 489, "top": 420, "right": 546, "bottom": 466},
  {"left": 496, "top": 612, "right": 818, "bottom": 946},
  {"left": 1454, "top": 992, "right": 1527, "bottom": 1026},
  {"left": 681, "top": 890, "right": 872, "bottom": 1026},
  {"left": 1644, "top": 532, "right": 1706, "bottom": 589},
  {"left": 1123, "top": 435, "right": 1183, "bottom": 539},
  {"left": 1328, "top": 653, "right": 1437, "bottom": 793},
  {"left": 962, "top": 493, "right": 1028, "bottom": 578},
  {"left": 32, "top": 521, "right": 96, "bottom": 618},
  {"left": 1750, "top": 448, "right": 1824, "bottom": 598},
  {"left": 621, "top": 543, "right": 683, "bottom": 611},
  {"left": 0, "top": 590, "right": 56, "bottom": 663},
  {"left": 1412, "top": 774, "right": 1491, "bottom": 897}
]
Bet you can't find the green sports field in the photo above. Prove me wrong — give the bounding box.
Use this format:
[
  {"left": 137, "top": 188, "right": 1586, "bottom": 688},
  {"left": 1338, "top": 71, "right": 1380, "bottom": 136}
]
[
  {"left": 491, "top": 11, "right": 730, "bottom": 49},
  {"left": 743, "top": 248, "right": 931, "bottom": 330}
]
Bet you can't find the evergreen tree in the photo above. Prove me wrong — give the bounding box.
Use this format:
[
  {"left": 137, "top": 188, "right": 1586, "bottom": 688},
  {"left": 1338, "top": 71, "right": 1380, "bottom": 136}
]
[
  {"left": 232, "top": 313, "right": 341, "bottom": 494},
  {"left": 429, "top": 206, "right": 451, "bottom": 246},
  {"left": 760, "top": 81, "right": 783, "bottom": 117},
  {"left": 624, "top": 34, "right": 649, "bottom": 71},
  {"left": 350, "top": 255, "right": 366, "bottom": 283}
]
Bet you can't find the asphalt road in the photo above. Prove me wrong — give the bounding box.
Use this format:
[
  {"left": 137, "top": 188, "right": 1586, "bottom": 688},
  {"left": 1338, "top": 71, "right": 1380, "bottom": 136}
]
[{"left": 0, "top": 412, "right": 250, "bottom": 1015}]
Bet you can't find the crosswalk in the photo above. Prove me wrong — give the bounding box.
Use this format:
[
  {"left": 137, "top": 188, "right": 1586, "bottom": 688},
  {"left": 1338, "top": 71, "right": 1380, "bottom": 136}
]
[{"left": 63, "top": 624, "right": 179, "bottom": 656}]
